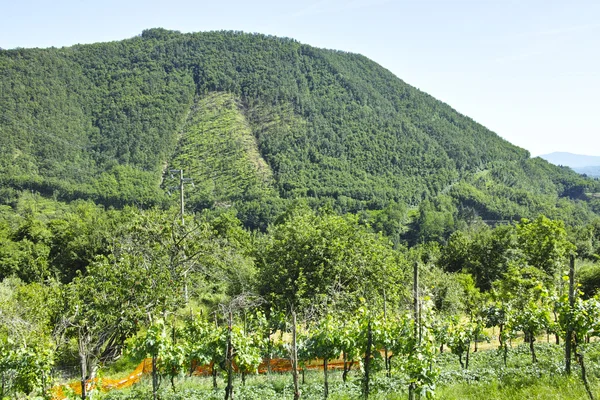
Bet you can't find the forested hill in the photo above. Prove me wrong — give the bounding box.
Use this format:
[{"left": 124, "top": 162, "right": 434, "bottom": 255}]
[{"left": 0, "top": 28, "right": 597, "bottom": 233}]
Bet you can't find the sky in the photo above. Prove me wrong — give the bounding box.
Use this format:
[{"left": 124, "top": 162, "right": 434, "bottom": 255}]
[{"left": 1, "top": 0, "right": 599, "bottom": 157}]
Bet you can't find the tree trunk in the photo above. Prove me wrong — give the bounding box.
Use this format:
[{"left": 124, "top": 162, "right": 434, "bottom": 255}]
[
  {"left": 529, "top": 334, "right": 537, "bottom": 364},
  {"left": 465, "top": 341, "right": 470, "bottom": 370},
  {"left": 152, "top": 356, "right": 159, "bottom": 400},
  {"left": 363, "top": 320, "right": 372, "bottom": 399},
  {"left": 498, "top": 323, "right": 504, "bottom": 349},
  {"left": 385, "top": 347, "right": 390, "bottom": 377},
  {"left": 80, "top": 353, "right": 87, "bottom": 400},
  {"left": 189, "top": 359, "right": 196, "bottom": 377},
  {"left": 267, "top": 339, "right": 272, "bottom": 376},
  {"left": 78, "top": 330, "right": 95, "bottom": 400},
  {"left": 212, "top": 364, "right": 218, "bottom": 389},
  {"left": 566, "top": 254, "right": 575, "bottom": 374},
  {"left": 343, "top": 351, "right": 348, "bottom": 383},
  {"left": 576, "top": 350, "right": 595, "bottom": 400},
  {"left": 225, "top": 311, "right": 234, "bottom": 400},
  {"left": 408, "top": 384, "right": 416, "bottom": 400},
  {"left": 292, "top": 312, "right": 300, "bottom": 400},
  {"left": 387, "top": 356, "right": 392, "bottom": 375},
  {"left": 323, "top": 358, "right": 329, "bottom": 399},
  {"left": 383, "top": 289, "right": 390, "bottom": 378}
]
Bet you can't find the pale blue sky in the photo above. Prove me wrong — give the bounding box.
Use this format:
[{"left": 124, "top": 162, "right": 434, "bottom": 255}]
[{"left": 2, "top": 0, "right": 599, "bottom": 157}]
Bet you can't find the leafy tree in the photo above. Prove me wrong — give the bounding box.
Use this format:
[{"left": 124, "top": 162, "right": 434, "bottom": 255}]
[
  {"left": 438, "top": 224, "right": 517, "bottom": 291},
  {"left": 335, "top": 313, "right": 362, "bottom": 383},
  {"left": 516, "top": 215, "right": 575, "bottom": 277},
  {"left": 62, "top": 246, "right": 181, "bottom": 400},
  {"left": 0, "top": 340, "right": 54, "bottom": 399},
  {"left": 414, "top": 196, "right": 457, "bottom": 245},
  {"left": 0, "top": 278, "right": 57, "bottom": 398},
  {"left": 387, "top": 307, "right": 438, "bottom": 399},
  {"left": 257, "top": 207, "right": 406, "bottom": 315}
]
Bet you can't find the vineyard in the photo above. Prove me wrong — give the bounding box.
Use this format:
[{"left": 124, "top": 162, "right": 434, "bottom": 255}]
[
  {"left": 3, "top": 200, "right": 600, "bottom": 399},
  {"left": 47, "top": 282, "right": 600, "bottom": 400}
]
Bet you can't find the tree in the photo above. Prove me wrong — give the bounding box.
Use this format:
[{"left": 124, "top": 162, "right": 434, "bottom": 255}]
[
  {"left": 257, "top": 208, "right": 406, "bottom": 315},
  {"left": 517, "top": 215, "right": 575, "bottom": 278},
  {"left": 62, "top": 249, "right": 181, "bottom": 400},
  {"left": 438, "top": 224, "right": 517, "bottom": 291},
  {"left": 387, "top": 308, "right": 438, "bottom": 399},
  {"left": 414, "top": 196, "right": 457, "bottom": 245},
  {"left": 0, "top": 339, "right": 54, "bottom": 399},
  {"left": 0, "top": 278, "right": 59, "bottom": 398},
  {"left": 337, "top": 314, "right": 362, "bottom": 383}
]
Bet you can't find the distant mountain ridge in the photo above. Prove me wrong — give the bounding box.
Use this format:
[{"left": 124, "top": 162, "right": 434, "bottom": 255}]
[
  {"left": 539, "top": 152, "right": 600, "bottom": 168},
  {"left": 573, "top": 166, "right": 600, "bottom": 178},
  {"left": 539, "top": 152, "right": 600, "bottom": 178}
]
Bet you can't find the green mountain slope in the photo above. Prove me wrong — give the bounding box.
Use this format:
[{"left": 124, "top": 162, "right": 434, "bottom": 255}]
[{"left": 0, "top": 28, "right": 596, "bottom": 229}]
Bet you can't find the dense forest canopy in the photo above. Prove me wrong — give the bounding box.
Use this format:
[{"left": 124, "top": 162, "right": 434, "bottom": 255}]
[{"left": 1, "top": 28, "right": 598, "bottom": 232}]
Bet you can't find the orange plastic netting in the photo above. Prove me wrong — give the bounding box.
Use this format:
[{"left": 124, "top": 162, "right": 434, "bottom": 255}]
[
  {"left": 51, "top": 357, "right": 355, "bottom": 399},
  {"left": 51, "top": 359, "right": 152, "bottom": 399}
]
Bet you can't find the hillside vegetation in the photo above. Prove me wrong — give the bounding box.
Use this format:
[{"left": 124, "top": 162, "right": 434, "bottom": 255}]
[
  {"left": 5, "top": 29, "right": 600, "bottom": 400},
  {"left": 1, "top": 28, "right": 597, "bottom": 233}
]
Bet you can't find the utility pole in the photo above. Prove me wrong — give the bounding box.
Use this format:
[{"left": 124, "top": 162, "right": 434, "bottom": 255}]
[
  {"left": 169, "top": 169, "right": 194, "bottom": 225},
  {"left": 169, "top": 169, "right": 194, "bottom": 303}
]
